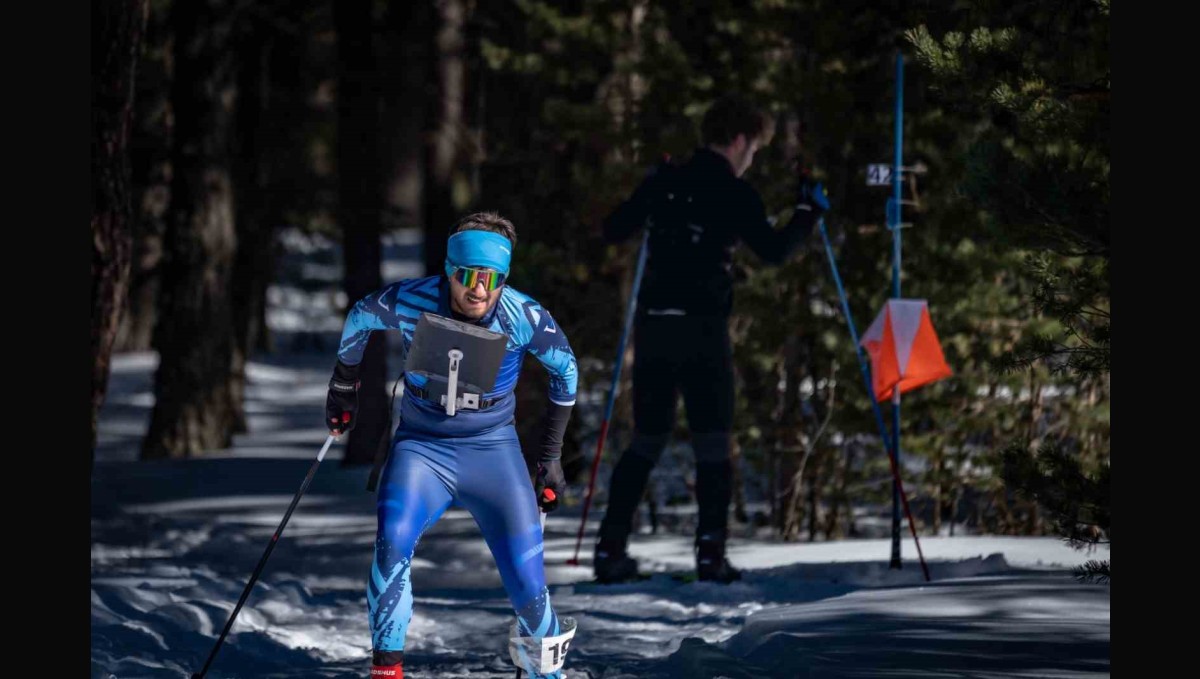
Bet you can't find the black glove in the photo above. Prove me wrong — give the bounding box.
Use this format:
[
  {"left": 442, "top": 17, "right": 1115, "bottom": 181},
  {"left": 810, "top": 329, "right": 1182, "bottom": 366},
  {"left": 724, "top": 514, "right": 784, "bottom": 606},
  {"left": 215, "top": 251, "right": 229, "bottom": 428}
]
[
  {"left": 796, "top": 174, "right": 831, "bottom": 215},
  {"left": 536, "top": 460, "right": 566, "bottom": 512},
  {"left": 533, "top": 400, "right": 572, "bottom": 512},
  {"left": 326, "top": 360, "right": 361, "bottom": 436}
]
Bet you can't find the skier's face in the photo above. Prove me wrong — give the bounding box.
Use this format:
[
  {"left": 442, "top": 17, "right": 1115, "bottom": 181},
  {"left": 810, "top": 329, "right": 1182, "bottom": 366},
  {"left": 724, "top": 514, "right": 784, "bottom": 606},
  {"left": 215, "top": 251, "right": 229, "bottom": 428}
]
[{"left": 448, "top": 272, "right": 503, "bottom": 319}]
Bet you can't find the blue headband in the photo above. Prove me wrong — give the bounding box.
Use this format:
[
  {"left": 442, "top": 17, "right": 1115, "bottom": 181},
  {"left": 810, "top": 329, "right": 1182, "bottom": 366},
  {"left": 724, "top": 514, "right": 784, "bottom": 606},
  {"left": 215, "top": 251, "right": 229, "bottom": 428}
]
[{"left": 446, "top": 230, "right": 512, "bottom": 275}]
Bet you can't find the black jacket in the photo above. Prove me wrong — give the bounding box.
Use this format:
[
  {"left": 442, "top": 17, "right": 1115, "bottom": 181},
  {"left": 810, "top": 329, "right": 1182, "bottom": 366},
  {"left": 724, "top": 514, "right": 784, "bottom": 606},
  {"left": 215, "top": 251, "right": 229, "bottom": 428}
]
[{"left": 603, "top": 148, "right": 817, "bottom": 317}]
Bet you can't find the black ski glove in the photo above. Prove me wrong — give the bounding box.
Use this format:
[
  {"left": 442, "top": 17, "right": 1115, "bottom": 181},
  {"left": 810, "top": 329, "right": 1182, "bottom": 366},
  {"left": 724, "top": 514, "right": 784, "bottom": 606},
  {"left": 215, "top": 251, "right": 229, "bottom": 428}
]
[
  {"left": 536, "top": 460, "right": 566, "bottom": 512},
  {"left": 326, "top": 360, "right": 361, "bottom": 436},
  {"left": 534, "top": 401, "right": 573, "bottom": 512},
  {"left": 795, "top": 174, "right": 831, "bottom": 216}
]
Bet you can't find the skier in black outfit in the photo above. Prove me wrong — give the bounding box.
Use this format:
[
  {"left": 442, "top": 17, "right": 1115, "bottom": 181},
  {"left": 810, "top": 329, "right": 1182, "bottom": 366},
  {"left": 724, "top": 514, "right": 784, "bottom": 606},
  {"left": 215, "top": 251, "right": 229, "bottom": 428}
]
[{"left": 595, "top": 94, "right": 831, "bottom": 583}]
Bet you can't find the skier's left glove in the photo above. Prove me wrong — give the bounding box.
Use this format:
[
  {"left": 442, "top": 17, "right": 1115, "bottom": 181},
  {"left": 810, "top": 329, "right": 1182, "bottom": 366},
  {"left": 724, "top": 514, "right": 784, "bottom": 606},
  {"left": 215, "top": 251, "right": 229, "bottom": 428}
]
[
  {"left": 534, "top": 400, "right": 573, "bottom": 512},
  {"left": 795, "top": 174, "right": 831, "bottom": 215},
  {"left": 536, "top": 460, "right": 566, "bottom": 512}
]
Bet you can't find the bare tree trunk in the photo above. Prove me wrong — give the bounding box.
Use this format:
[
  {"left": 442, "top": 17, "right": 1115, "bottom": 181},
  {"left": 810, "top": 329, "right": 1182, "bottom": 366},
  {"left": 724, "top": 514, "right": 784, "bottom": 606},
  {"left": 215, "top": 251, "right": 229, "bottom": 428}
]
[
  {"left": 142, "top": 0, "right": 240, "bottom": 459},
  {"left": 462, "top": 2, "right": 484, "bottom": 207},
  {"left": 768, "top": 444, "right": 778, "bottom": 529},
  {"left": 115, "top": 0, "right": 170, "bottom": 355},
  {"left": 230, "top": 13, "right": 282, "bottom": 434},
  {"left": 1026, "top": 368, "right": 1043, "bottom": 534},
  {"left": 933, "top": 444, "right": 944, "bottom": 535},
  {"left": 847, "top": 440, "right": 861, "bottom": 537},
  {"left": 806, "top": 455, "right": 822, "bottom": 542},
  {"left": 93, "top": 0, "right": 150, "bottom": 466},
  {"left": 996, "top": 486, "right": 1015, "bottom": 534},
  {"left": 595, "top": 0, "right": 648, "bottom": 167},
  {"left": 336, "top": 0, "right": 389, "bottom": 467},
  {"left": 422, "top": 0, "right": 469, "bottom": 275},
  {"left": 825, "top": 441, "right": 851, "bottom": 539},
  {"left": 116, "top": 203, "right": 165, "bottom": 352},
  {"left": 782, "top": 446, "right": 812, "bottom": 541},
  {"left": 782, "top": 344, "right": 834, "bottom": 541},
  {"left": 380, "top": 2, "right": 431, "bottom": 233},
  {"left": 777, "top": 368, "right": 801, "bottom": 538},
  {"left": 949, "top": 461, "right": 963, "bottom": 537},
  {"left": 771, "top": 347, "right": 790, "bottom": 534}
]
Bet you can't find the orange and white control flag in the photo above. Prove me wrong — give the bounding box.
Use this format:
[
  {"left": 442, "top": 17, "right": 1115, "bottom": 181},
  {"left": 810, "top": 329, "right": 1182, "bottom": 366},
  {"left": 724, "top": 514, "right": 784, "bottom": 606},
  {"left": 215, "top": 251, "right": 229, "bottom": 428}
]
[{"left": 860, "top": 299, "right": 952, "bottom": 402}]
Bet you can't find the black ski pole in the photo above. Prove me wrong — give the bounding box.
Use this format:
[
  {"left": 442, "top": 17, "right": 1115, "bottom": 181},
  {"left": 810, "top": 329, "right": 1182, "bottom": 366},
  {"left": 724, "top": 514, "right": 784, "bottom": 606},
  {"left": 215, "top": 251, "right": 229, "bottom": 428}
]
[{"left": 192, "top": 434, "right": 337, "bottom": 678}]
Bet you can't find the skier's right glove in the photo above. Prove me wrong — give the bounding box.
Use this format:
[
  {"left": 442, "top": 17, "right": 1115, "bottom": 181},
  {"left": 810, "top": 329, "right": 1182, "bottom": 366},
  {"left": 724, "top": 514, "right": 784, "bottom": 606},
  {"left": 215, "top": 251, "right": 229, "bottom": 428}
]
[{"left": 326, "top": 359, "right": 360, "bottom": 436}]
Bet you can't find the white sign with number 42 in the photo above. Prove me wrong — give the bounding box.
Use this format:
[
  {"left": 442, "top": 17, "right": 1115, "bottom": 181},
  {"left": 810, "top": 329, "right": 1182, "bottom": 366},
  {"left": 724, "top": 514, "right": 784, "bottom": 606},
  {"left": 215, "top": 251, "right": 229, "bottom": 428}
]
[{"left": 866, "top": 164, "right": 893, "bottom": 186}]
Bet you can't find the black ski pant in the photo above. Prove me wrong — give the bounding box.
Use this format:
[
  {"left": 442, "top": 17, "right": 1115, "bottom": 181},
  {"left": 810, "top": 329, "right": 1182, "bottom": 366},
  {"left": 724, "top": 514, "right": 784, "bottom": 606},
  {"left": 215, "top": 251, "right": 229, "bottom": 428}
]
[{"left": 598, "top": 314, "right": 734, "bottom": 545}]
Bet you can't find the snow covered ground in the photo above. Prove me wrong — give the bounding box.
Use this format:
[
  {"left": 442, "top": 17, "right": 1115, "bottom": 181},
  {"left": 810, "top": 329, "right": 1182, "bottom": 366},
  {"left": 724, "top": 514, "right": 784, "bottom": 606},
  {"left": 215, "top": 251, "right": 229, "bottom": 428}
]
[
  {"left": 93, "top": 230, "right": 1108, "bottom": 677},
  {"left": 93, "top": 350, "right": 1109, "bottom": 679}
]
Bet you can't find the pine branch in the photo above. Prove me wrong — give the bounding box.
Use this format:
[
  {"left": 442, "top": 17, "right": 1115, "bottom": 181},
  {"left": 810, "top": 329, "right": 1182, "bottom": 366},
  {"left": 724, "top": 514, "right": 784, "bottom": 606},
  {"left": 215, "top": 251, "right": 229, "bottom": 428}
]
[{"left": 1072, "top": 559, "right": 1109, "bottom": 584}]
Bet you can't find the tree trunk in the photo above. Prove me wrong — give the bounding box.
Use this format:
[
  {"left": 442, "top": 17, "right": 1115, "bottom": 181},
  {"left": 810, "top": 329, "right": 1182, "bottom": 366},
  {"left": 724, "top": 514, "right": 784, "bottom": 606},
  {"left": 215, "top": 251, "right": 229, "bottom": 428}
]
[
  {"left": 806, "top": 450, "right": 824, "bottom": 542},
  {"left": 380, "top": 1, "right": 431, "bottom": 234},
  {"left": 779, "top": 336, "right": 811, "bottom": 540},
  {"left": 92, "top": 0, "right": 149, "bottom": 466},
  {"left": 336, "top": 0, "right": 389, "bottom": 466},
  {"left": 1026, "top": 369, "right": 1044, "bottom": 534},
  {"left": 933, "top": 443, "right": 944, "bottom": 535},
  {"left": 824, "top": 441, "right": 851, "bottom": 539},
  {"left": 230, "top": 15, "right": 280, "bottom": 434},
  {"left": 114, "top": 0, "right": 170, "bottom": 355},
  {"left": 422, "top": 0, "right": 467, "bottom": 275},
  {"left": 770, "top": 350, "right": 787, "bottom": 533},
  {"left": 142, "top": 0, "right": 240, "bottom": 459}
]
